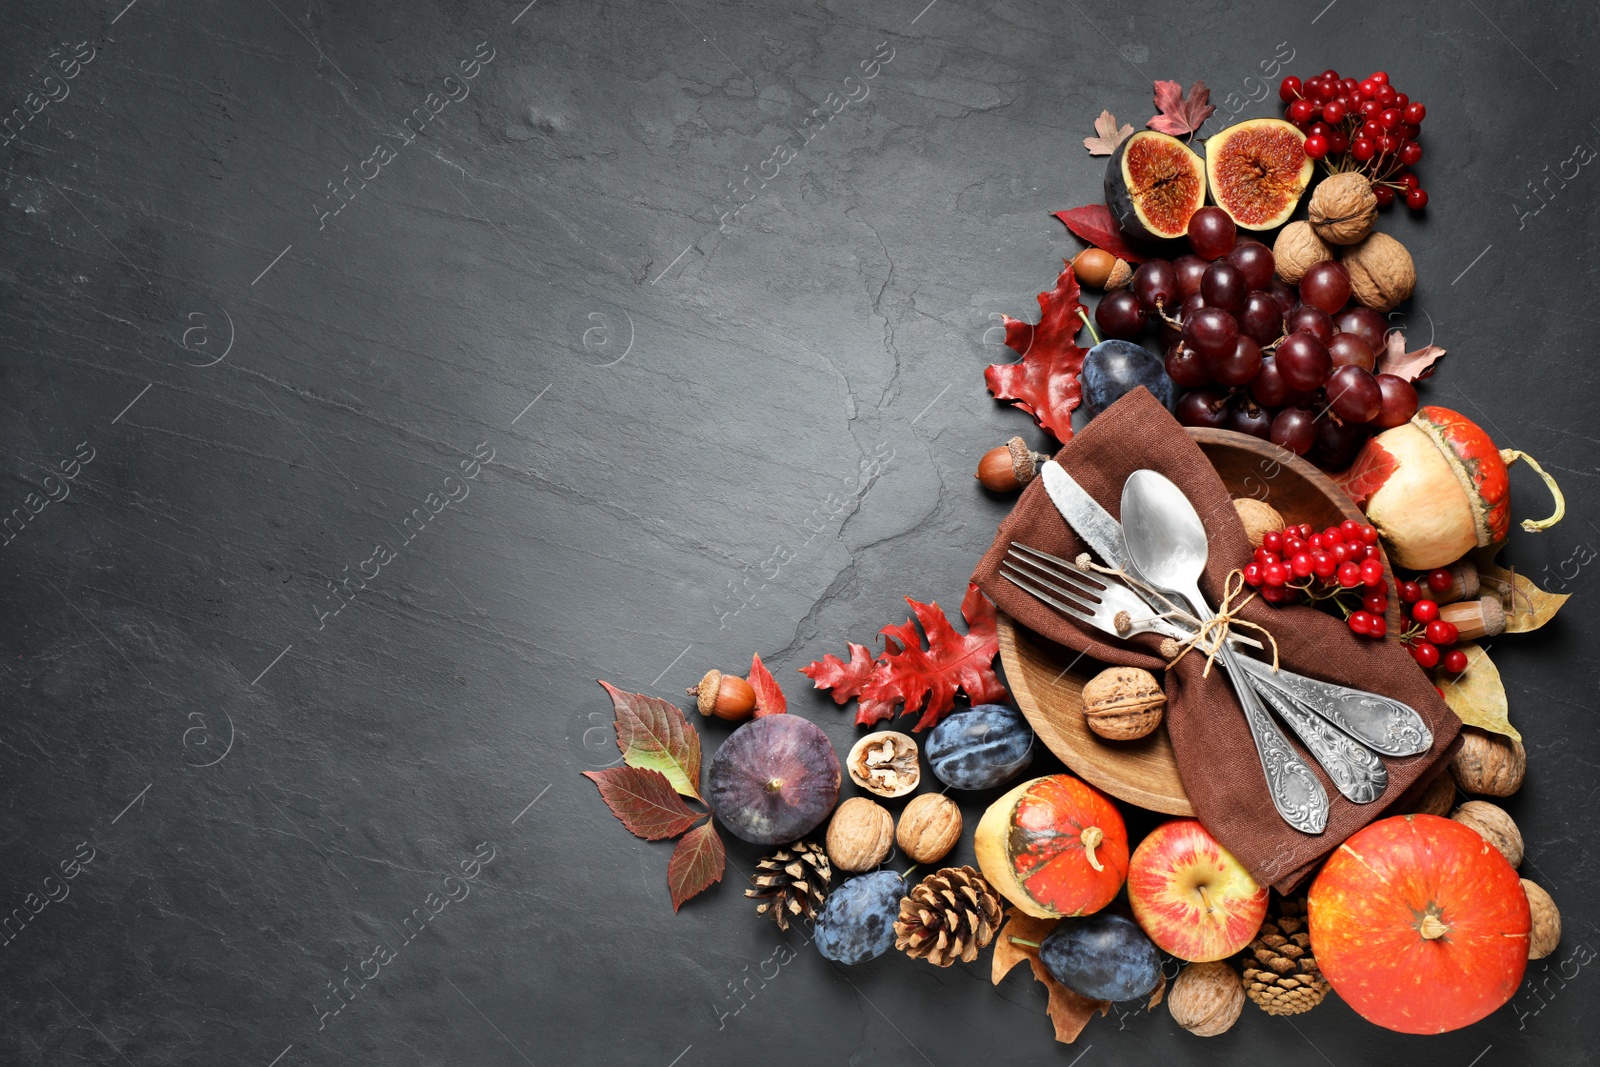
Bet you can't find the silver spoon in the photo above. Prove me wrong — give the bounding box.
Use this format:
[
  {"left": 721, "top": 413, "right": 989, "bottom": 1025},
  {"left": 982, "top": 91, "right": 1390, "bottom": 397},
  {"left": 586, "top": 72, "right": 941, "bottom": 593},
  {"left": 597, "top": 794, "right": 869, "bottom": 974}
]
[{"left": 1120, "top": 470, "right": 1332, "bottom": 835}]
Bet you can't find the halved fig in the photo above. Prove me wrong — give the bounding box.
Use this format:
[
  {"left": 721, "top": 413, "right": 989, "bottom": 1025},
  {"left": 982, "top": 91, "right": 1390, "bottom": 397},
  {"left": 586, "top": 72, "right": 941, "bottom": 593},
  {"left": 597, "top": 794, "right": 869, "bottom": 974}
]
[
  {"left": 1104, "top": 130, "right": 1207, "bottom": 242},
  {"left": 1203, "top": 119, "right": 1314, "bottom": 230}
]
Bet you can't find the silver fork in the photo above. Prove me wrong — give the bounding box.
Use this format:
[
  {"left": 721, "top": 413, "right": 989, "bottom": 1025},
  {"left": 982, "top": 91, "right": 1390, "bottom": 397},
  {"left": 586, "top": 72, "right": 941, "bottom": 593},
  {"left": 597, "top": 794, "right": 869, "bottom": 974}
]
[
  {"left": 1001, "top": 545, "right": 1389, "bottom": 803},
  {"left": 1003, "top": 544, "right": 1430, "bottom": 757}
]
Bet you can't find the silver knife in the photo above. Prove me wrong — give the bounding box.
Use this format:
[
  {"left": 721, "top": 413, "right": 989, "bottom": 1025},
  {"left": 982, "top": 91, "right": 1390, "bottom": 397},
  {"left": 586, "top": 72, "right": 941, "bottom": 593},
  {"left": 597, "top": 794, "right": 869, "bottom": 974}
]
[{"left": 1036, "top": 460, "right": 1431, "bottom": 757}]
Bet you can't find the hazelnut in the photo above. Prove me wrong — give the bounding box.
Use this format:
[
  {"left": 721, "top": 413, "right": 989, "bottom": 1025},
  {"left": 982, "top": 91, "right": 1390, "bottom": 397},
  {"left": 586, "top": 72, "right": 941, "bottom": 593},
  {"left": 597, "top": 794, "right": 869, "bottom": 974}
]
[
  {"left": 1272, "top": 221, "right": 1333, "bottom": 284},
  {"left": 1308, "top": 172, "right": 1378, "bottom": 245},
  {"left": 896, "top": 793, "right": 962, "bottom": 864},
  {"left": 846, "top": 731, "right": 921, "bottom": 798},
  {"left": 826, "top": 796, "right": 894, "bottom": 872},
  {"left": 1071, "top": 248, "right": 1117, "bottom": 289},
  {"left": 1450, "top": 800, "right": 1523, "bottom": 867},
  {"left": 1408, "top": 772, "right": 1456, "bottom": 818},
  {"left": 1167, "top": 960, "right": 1245, "bottom": 1037},
  {"left": 975, "top": 437, "right": 1049, "bottom": 493},
  {"left": 688, "top": 670, "right": 756, "bottom": 721},
  {"left": 1340, "top": 231, "right": 1416, "bottom": 312},
  {"left": 1522, "top": 879, "right": 1561, "bottom": 959},
  {"left": 1449, "top": 727, "right": 1525, "bottom": 797},
  {"left": 1232, "top": 497, "right": 1285, "bottom": 549},
  {"left": 1082, "top": 666, "right": 1166, "bottom": 740}
]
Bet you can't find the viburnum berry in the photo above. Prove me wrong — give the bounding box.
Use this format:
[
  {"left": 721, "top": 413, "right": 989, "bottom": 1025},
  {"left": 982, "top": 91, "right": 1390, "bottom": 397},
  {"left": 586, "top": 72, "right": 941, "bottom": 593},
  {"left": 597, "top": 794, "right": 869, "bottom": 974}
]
[
  {"left": 1411, "top": 640, "right": 1440, "bottom": 668},
  {"left": 1398, "top": 580, "right": 1422, "bottom": 603},
  {"left": 1260, "top": 584, "right": 1287, "bottom": 603},
  {"left": 1360, "top": 559, "right": 1385, "bottom": 587},
  {"left": 1305, "top": 135, "right": 1329, "bottom": 160},
  {"left": 1411, "top": 598, "right": 1440, "bottom": 623},
  {"left": 1312, "top": 551, "right": 1336, "bottom": 579},
  {"left": 1406, "top": 187, "right": 1429, "bottom": 210},
  {"left": 1363, "top": 591, "right": 1389, "bottom": 614},
  {"left": 1336, "top": 561, "right": 1362, "bottom": 588},
  {"left": 1426, "top": 619, "right": 1459, "bottom": 645},
  {"left": 1243, "top": 562, "right": 1264, "bottom": 586},
  {"left": 1323, "top": 99, "right": 1347, "bottom": 124},
  {"left": 1264, "top": 561, "right": 1289, "bottom": 587},
  {"left": 1442, "top": 649, "right": 1469, "bottom": 674},
  {"left": 1352, "top": 137, "right": 1376, "bottom": 161},
  {"left": 1373, "top": 185, "right": 1396, "bottom": 207},
  {"left": 1368, "top": 614, "right": 1388, "bottom": 638},
  {"left": 1370, "top": 70, "right": 1389, "bottom": 85},
  {"left": 1404, "top": 101, "right": 1426, "bottom": 124},
  {"left": 1400, "top": 141, "right": 1423, "bottom": 166},
  {"left": 1291, "top": 552, "right": 1315, "bottom": 577},
  {"left": 1263, "top": 529, "right": 1285, "bottom": 553},
  {"left": 1288, "top": 98, "right": 1317, "bottom": 123},
  {"left": 1427, "top": 568, "right": 1454, "bottom": 594},
  {"left": 1349, "top": 611, "right": 1373, "bottom": 635},
  {"left": 1280, "top": 75, "right": 1303, "bottom": 102}
]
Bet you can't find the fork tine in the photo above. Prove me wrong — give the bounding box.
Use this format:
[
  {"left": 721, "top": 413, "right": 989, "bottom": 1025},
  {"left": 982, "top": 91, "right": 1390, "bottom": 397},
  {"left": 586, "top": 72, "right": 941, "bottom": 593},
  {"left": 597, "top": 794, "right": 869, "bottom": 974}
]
[
  {"left": 1000, "top": 567, "right": 1110, "bottom": 631},
  {"left": 1009, "top": 542, "right": 1108, "bottom": 588},
  {"left": 1005, "top": 549, "right": 1105, "bottom": 602},
  {"left": 1000, "top": 562, "right": 1105, "bottom": 616}
]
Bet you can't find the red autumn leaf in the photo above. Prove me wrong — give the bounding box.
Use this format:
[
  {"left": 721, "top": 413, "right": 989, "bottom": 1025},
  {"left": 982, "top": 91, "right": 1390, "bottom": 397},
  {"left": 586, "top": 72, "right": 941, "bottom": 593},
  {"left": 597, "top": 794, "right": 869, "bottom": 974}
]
[
  {"left": 1334, "top": 436, "right": 1398, "bottom": 506},
  {"left": 1052, "top": 204, "right": 1145, "bottom": 263},
  {"left": 1083, "top": 109, "right": 1134, "bottom": 155},
  {"left": 798, "top": 642, "right": 877, "bottom": 703},
  {"left": 985, "top": 262, "right": 1090, "bottom": 442},
  {"left": 582, "top": 767, "right": 704, "bottom": 840},
  {"left": 600, "top": 680, "right": 703, "bottom": 800},
  {"left": 1378, "top": 331, "right": 1447, "bottom": 382},
  {"left": 748, "top": 652, "right": 787, "bottom": 716},
  {"left": 1147, "top": 79, "right": 1215, "bottom": 138},
  {"left": 667, "top": 820, "right": 726, "bottom": 911},
  {"left": 865, "top": 582, "right": 1009, "bottom": 731}
]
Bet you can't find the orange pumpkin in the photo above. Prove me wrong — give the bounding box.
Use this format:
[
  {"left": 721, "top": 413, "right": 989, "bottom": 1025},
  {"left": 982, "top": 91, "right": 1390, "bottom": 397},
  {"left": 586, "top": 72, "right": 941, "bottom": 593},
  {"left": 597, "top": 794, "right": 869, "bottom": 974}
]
[
  {"left": 1309, "top": 814, "right": 1530, "bottom": 1034},
  {"left": 974, "top": 774, "right": 1128, "bottom": 919}
]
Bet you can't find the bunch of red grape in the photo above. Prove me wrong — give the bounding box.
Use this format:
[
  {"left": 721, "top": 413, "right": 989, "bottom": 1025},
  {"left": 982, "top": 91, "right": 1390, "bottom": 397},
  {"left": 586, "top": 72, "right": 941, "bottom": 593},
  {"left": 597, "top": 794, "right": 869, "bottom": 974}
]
[
  {"left": 1397, "top": 573, "right": 1469, "bottom": 672},
  {"left": 1093, "top": 205, "right": 1421, "bottom": 470},
  {"left": 1240, "top": 519, "right": 1392, "bottom": 636},
  {"left": 1280, "top": 68, "right": 1429, "bottom": 209}
]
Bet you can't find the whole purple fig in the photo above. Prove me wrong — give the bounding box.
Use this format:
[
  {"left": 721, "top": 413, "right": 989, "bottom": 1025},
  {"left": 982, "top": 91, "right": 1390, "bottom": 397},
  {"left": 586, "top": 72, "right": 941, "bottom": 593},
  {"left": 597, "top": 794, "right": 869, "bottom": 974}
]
[{"left": 707, "top": 715, "right": 841, "bottom": 845}]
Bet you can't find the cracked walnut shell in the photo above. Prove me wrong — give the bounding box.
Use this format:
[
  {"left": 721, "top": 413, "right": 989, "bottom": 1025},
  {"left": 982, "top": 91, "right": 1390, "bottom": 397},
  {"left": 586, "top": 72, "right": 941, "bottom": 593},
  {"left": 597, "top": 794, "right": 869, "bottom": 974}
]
[
  {"left": 1308, "top": 172, "right": 1378, "bottom": 245},
  {"left": 1082, "top": 666, "right": 1166, "bottom": 740},
  {"left": 1339, "top": 231, "right": 1415, "bottom": 312},
  {"left": 896, "top": 793, "right": 962, "bottom": 865},
  {"left": 846, "top": 731, "right": 921, "bottom": 798},
  {"left": 826, "top": 796, "right": 895, "bottom": 872},
  {"left": 1272, "top": 221, "right": 1333, "bottom": 284}
]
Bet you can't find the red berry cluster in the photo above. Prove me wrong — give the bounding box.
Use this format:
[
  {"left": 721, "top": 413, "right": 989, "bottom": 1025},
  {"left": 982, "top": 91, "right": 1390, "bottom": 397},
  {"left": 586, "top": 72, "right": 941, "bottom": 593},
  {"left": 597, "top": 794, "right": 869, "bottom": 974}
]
[
  {"left": 1396, "top": 573, "right": 1469, "bottom": 672},
  {"left": 1279, "top": 68, "right": 1429, "bottom": 210},
  {"left": 1241, "top": 519, "right": 1390, "bottom": 636}
]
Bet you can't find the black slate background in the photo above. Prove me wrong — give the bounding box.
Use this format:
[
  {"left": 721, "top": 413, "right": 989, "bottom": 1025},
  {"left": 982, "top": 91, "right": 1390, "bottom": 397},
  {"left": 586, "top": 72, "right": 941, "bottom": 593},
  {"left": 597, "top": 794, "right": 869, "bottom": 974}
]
[{"left": 2, "top": 0, "right": 1596, "bottom": 1064}]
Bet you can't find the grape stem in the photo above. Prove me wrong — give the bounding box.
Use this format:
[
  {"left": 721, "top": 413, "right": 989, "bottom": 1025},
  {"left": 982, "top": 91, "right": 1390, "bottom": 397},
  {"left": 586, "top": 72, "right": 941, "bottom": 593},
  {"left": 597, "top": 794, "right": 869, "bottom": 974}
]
[{"left": 1077, "top": 308, "right": 1102, "bottom": 346}]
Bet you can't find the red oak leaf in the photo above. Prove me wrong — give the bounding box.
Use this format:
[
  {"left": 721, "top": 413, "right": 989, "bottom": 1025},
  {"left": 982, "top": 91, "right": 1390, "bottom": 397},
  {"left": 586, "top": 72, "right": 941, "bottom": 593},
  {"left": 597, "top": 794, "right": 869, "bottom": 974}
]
[
  {"left": 985, "top": 262, "right": 1090, "bottom": 441},
  {"left": 1334, "top": 436, "right": 1398, "bottom": 505},
  {"left": 582, "top": 767, "right": 704, "bottom": 840},
  {"left": 1379, "top": 331, "right": 1447, "bottom": 382},
  {"left": 1083, "top": 109, "right": 1134, "bottom": 155},
  {"left": 1052, "top": 205, "right": 1145, "bottom": 263},
  {"left": 799, "top": 642, "right": 877, "bottom": 703},
  {"left": 667, "top": 820, "right": 725, "bottom": 911},
  {"left": 600, "top": 681, "right": 703, "bottom": 800},
  {"left": 748, "top": 652, "right": 787, "bottom": 716},
  {"left": 1147, "top": 79, "right": 1215, "bottom": 138}
]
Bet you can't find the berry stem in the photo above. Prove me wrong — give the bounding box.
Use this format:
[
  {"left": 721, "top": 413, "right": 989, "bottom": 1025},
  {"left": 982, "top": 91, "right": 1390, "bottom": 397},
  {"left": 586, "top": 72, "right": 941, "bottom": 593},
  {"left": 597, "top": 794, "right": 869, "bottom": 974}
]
[{"left": 1077, "top": 307, "right": 1102, "bottom": 346}]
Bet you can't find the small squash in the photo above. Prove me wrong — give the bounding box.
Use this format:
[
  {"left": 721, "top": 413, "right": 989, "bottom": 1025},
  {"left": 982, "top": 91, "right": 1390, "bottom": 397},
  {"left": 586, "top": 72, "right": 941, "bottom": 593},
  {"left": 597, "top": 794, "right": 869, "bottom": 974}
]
[{"left": 974, "top": 774, "right": 1128, "bottom": 919}]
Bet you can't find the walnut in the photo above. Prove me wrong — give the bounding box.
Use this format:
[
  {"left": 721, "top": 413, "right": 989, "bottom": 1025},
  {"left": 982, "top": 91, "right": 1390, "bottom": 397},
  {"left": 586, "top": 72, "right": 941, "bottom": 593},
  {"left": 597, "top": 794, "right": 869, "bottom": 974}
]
[
  {"left": 1450, "top": 800, "right": 1523, "bottom": 867},
  {"left": 1308, "top": 172, "right": 1378, "bottom": 245},
  {"left": 896, "top": 793, "right": 962, "bottom": 864},
  {"left": 1340, "top": 231, "right": 1416, "bottom": 312},
  {"left": 1272, "top": 221, "right": 1333, "bottom": 284},
  {"left": 1232, "top": 497, "right": 1285, "bottom": 548},
  {"left": 1522, "top": 879, "right": 1561, "bottom": 959},
  {"left": 1167, "top": 960, "right": 1245, "bottom": 1037},
  {"left": 846, "top": 731, "right": 921, "bottom": 798},
  {"left": 1082, "top": 666, "right": 1166, "bottom": 740},
  {"left": 1408, "top": 772, "right": 1456, "bottom": 817},
  {"left": 826, "top": 797, "right": 895, "bottom": 872},
  {"left": 1449, "top": 727, "right": 1525, "bottom": 797}
]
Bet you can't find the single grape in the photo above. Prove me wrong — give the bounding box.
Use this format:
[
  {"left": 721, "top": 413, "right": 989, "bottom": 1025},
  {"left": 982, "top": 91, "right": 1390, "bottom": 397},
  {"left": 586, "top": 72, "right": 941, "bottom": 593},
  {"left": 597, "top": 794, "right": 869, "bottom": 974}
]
[
  {"left": 1175, "top": 388, "right": 1230, "bottom": 429},
  {"left": 1270, "top": 407, "right": 1317, "bottom": 455},
  {"left": 1095, "top": 290, "right": 1146, "bottom": 340},
  {"left": 1182, "top": 308, "right": 1240, "bottom": 359},
  {"left": 1239, "top": 291, "right": 1283, "bottom": 347},
  {"left": 1276, "top": 332, "right": 1332, "bottom": 391},
  {"left": 1372, "top": 373, "right": 1419, "bottom": 428},
  {"left": 1208, "top": 335, "right": 1263, "bottom": 386},
  {"left": 1132, "top": 260, "right": 1178, "bottom": 313},
  {"left": 1226, "top": 241, "right": 1276, "bottom": 290},
  {"left": 1267, "top": 279, "right": 1298, "bottom": 315},
  {"left": 1229, "top": 404, "right": 1273, "bottom": 440},
  {"left": 1200, "top": 261, "right": 1248, "bottom": 314},
  {"left": 1164, "top": 343, "right": 1211, "bottom": 389},
  {"left": 1333, "top": 307, "right": 1387, "bottom": 351},
  {"left": 1283, "top": 305, "right": 1334, "bottom": 345},
  {"left": 1312, "top": 414, "right": 1370, "bottom": 470},
  {"left": 1250, "top": 355, "right": 1291, "bottom": 407},
  {"left": 1327, "top": 365, "right": 1382, "bottom": 423},
  {"left": 1327, "top": 332, "right": 1376, "bottom": 371},
  {"left": 1187, "top": 207, "right": 1237, "bottom": 260},
  {"left": 1173, "top": 255, "right": 1208, "bottom": 300},
  {"left": 1300, "top": 261, "right": 1353, "bottom": 314},
  {"left": 1177, "top": 292, "right": 1206, "bottom": 322}
]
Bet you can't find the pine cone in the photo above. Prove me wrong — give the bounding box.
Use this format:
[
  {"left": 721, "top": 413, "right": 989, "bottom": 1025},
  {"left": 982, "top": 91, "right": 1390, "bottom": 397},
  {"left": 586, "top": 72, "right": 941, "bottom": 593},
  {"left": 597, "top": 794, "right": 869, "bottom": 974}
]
[
  {"left": 1241, "top": 896, "right": 1329, "bottom": 1016},
  {"left": 746, "top": 840, "right": 830, "bottom": 931},
  {"left": 894, "top": 865, "right": 1003, "bottom": 966}
]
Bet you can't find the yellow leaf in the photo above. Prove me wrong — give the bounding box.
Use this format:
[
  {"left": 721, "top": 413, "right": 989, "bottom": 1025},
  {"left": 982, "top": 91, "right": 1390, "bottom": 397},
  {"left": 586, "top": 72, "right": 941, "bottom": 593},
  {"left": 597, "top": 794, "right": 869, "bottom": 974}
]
[
  {"left": 1472, "top": 549, "right": 1570, "bottom": 634},
  {"left": 1436, "top": 643, "right": 1518, "bottom": 742}
]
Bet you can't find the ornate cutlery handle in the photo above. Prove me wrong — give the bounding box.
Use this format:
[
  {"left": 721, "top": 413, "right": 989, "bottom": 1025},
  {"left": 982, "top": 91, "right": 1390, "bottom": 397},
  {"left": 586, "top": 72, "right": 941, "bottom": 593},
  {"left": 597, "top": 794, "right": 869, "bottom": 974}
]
[
  {"left": 1247, "top": 676, "right": 1387, "bottom": 804},
  {"left": 1237, "top": 660, "right": 1432, "bottom": 757}
]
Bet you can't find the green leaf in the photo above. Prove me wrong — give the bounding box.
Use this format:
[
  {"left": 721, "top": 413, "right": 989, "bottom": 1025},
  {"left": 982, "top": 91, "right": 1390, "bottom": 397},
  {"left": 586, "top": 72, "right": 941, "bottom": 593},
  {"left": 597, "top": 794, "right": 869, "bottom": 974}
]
[{"left": 600, "top": 680, "right": 704, "bottom": 800}]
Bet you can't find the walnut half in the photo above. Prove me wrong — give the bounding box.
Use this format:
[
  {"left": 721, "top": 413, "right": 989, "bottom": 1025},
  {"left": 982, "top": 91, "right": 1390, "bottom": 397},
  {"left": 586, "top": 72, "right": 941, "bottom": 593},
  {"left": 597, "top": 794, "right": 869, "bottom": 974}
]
[{"left": 846, "top": 731, "right": 921, "bottom": 798}]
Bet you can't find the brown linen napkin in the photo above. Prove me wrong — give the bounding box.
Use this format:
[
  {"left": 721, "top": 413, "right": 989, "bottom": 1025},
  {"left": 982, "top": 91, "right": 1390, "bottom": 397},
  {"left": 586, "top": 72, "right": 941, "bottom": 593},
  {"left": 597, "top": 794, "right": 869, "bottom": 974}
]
[{"left": 972, "top": 387, "right": 1462, "bottom": 892}]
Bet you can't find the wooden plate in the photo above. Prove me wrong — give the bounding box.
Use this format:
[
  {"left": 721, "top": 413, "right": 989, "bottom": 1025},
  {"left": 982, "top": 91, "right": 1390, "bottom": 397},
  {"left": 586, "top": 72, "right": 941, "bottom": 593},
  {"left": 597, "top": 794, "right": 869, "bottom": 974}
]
[{"left": 996, "top": 428, "right": 1385, "bottom": 816}]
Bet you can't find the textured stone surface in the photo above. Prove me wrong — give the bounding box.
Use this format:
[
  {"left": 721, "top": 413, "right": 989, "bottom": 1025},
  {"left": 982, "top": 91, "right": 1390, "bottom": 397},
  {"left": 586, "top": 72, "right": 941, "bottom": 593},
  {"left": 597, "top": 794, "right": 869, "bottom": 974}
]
[{"left": 1, "top": 0, "right": 1595, "bottom": 1063}]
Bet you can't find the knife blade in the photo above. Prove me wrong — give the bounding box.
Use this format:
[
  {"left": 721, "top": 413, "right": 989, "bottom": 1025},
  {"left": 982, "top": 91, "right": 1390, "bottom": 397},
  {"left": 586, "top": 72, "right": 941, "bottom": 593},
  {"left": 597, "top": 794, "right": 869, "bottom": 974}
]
[{"left": 1040, "top": 461, "right": 1130, "bottom": 570}]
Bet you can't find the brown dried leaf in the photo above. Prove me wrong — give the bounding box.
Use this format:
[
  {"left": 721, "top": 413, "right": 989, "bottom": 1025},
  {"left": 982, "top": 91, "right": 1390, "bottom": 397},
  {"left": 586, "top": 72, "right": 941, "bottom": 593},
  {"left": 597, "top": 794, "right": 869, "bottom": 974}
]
[
  {"left": 1148, "top": 79, "right": 1215, "bottom": 137},
  {"left": 1436, "top": 643, "right": 1518, "bottom": 742},
  {"left": 1379, "top": 330, "right": 1447, "bottom": 382},
  {"left": 992, "top": 907, "right": 1108, "bottom": 1044},
  {"left": 1084, "top": 109, "right": 1134, "bottom": 155},
  {"left": 1146, "top": 970, "right": 1167, "bottom": 1010},
  {"left": 1473, "top": 549, "right": 1571, "bottom": 633},
  {"left": 582, "top": 767, "right": 704, "bottom": 840}
]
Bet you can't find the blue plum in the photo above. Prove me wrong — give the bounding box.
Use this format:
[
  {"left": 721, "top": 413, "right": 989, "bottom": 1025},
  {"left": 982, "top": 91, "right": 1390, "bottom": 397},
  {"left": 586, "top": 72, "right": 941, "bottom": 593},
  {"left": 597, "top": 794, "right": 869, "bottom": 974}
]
[
  {"left": 1038, "top": 912, "right": 1161, "bottom": 1002},
  {"left": 1080, "top": 339, "right": 1175, "bottom": 418},
  {"left": 813, "top": 871, "right": 905, "bottom": 965},
  {"left": 925, "top": 704, "right": 1034, "bottom": 790}
]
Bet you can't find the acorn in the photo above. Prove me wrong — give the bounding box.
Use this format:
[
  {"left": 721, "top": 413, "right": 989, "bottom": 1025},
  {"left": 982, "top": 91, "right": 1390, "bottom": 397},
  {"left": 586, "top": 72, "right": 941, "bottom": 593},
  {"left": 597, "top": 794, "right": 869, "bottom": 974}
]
[
  {"left": 1070, "top": 248, "right": 1117, "bottom": 289},
  {"left": 688, "top": 670, "right": 757, "bottom": 721},
  {"left": 1417, "top": 559, "right": 1480, "bottom": 603},
  {"left": 976, "top": 437, "right": 1050, "bottom": 493},
  {"left": 1437, "top": 596, "right": 1506, "bottom": 641}
]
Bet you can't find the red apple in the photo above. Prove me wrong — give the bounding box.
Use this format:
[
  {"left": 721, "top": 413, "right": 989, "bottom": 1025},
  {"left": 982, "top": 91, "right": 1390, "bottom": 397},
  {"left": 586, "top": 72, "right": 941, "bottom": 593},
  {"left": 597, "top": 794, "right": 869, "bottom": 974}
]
[{"left": 1127, "top": 819, "right": 1268, "bottom": 962}]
